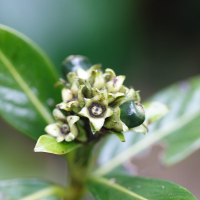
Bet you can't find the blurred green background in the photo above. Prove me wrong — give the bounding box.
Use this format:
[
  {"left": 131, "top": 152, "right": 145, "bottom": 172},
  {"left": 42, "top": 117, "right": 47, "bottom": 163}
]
[{"left": 0, "top": 0, "right": 200, "bottom": 198}]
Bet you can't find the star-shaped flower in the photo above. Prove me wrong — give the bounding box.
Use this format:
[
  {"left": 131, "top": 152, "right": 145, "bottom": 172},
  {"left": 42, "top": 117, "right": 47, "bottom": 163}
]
[
  {"left": 45, "top": 109, "right": 80, "bottom": 142},
  {"left": 78, "top": 87, "right": 113, "bottom": 131}
]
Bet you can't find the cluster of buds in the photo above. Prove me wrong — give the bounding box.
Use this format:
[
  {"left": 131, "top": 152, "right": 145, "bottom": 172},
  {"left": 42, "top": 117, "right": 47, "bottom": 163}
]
[{"left": 45, "top": 55, "right": 146, "bottom": 143}]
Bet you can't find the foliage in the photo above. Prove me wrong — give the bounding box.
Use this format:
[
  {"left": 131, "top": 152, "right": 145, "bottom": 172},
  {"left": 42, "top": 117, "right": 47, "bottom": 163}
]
[{"left": 0, "top": 24, "right": 198, "bottom": 200}]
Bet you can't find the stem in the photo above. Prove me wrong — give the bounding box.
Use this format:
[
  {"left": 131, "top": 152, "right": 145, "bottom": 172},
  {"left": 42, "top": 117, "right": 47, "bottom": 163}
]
[
  {"left": 65, "top": 143, "right": 95, "bottom": 200},
  {"left": 21, "top": 186, "right": 67, "bottom": 200}
]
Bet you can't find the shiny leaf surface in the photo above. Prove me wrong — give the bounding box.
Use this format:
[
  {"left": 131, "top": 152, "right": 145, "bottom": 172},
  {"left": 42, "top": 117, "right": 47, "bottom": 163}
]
[
  {"left": 0, "top": 178, "right": 66, "bottom": 200},
  {"left": 34, "top": 135, "right": 81, "bottom": 155},
  {"left": 87, "top": 175, "right": 196, "bottom": 200},
  {"left": 0, "top": 24, "right": 61, "bottom": 140},
  {"left": 96, "top": 75, "right": 200, "bottom": 175}
]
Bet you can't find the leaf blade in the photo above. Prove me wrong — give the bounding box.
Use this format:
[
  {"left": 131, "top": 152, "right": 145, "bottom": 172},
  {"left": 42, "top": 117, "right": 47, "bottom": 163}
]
[
  {"left": 0, "top": 178, "right": 66, "bottom": 200},
  {"left": 34, "top": 135, "right": 81, "bottom": 155},
  {"left": 96, "top": 75, "right": 200, "bottom": 174},
  {"left": 87, "top": 175, "right": 196, "bottom": 200},
  {"left": 0, "top": 49, "right": 54, "bottom": 124},
  {"left": 0, "top": 24, "right": 61, "bottom": 140}
]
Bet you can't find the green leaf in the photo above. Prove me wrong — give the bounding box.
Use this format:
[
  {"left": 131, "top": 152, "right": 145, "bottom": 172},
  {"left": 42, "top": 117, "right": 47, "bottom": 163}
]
[
  {"left": 112, "top": 131, "right": 125, "bottom": 142},
  {"left": 95, "top": 75, "right": 200, "bottom": 175},
  {"left": 0, "top": 24, "right": 61, "bottom": 140},
  {"left": 87, "top": 175, "right": 196, "bottom": 200},
  {"left": 0, "top": 178, "right": 66, "bottom": 200},
  {"left": 34, "top": 135, "right": 81, "bottom": 155}
]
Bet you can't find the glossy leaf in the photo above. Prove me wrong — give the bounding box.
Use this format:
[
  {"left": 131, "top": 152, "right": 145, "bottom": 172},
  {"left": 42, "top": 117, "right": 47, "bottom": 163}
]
[
  {"left": 95, "top": 75, "right": 200, "bottom": 175},
  {"left": 34, "top": 135, "right": 81, "bottom": 155},
  {"left": 87, "top": 175, "right": 196, "bottom": 200},
  {"left": 0, "top": 24, "right": 61, "bottom": 140},
  {"left": 0, "top": 178, "right": 66, "bottom": 200}
]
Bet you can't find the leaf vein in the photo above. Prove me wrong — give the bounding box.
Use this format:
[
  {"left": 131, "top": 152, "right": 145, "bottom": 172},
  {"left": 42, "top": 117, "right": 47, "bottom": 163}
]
[{"left": 0, "top": 49, "right": 54, "bottom": 124}]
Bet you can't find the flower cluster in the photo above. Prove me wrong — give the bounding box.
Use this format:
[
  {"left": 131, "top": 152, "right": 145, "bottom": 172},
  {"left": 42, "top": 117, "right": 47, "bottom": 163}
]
[{"left": 45, "top": 56, "right": 145, "bottom": 143}]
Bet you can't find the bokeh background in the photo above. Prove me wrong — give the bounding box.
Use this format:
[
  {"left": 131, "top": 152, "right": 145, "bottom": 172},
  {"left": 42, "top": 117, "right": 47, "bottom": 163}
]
[{"left": 0, "top": 0, "right": 200, "bottom": 198}]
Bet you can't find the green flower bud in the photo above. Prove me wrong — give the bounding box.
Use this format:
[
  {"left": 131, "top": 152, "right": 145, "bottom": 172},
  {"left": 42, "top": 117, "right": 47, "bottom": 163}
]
[
  {"left": 106, "top": 75, "right": 125, "bottom": 93},
  {"left": 120, "top": 100, "right": 145, "bottom": 128},
  {"left": 89, "top": 70, "right": 105, "bottom": 89},
  {"left": 62, "top": 55, "right": 92, "bottom": 78},
  {"left": 103, "top": 68, "right": 116, "bottom": 82}
]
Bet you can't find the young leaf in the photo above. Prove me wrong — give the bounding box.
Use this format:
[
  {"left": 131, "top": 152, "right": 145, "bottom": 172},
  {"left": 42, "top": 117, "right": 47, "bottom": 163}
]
[
  {"left": 95, "top": 75, "right": 200, "bottom": 175},
  {"left": 87, "top": 175, "right": 196, "bottom": 200},
  {"left": 0, "top": 24, "right": 61, "bottom": 140},
  {"left": 0, "top": 178, "right": 66, "bottom": 200},
  {"left": 112, "top": 131, "right": 126, "bottom": 142},
  {"left": 34, "top": 135, "right": 81, "bottom": 155}
]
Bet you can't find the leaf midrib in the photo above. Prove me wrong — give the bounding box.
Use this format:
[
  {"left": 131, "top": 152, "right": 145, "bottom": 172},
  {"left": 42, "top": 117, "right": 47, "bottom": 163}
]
[
  {"left": 0, "top": 49, "right": 54, "bottom": 124},
  {"left": 88, "top": 176, "right": 148, "bottom": 200},
  {"left": 21, "top": 186, "right": 66, "bottom": 200}
]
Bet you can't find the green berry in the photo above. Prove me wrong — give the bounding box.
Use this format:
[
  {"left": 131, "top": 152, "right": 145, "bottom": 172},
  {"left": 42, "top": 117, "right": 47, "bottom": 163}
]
[
  {"left": 62, "top": 55, "right": 91, "bottom": 77},
  {"left": 120, "top": 100, "right": 145, "bottom": 128}
]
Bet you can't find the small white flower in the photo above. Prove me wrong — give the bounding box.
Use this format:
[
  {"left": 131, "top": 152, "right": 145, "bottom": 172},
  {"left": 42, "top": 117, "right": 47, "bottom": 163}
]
[
  {"left": 45, "top": 113, "right": 80, "bottom": 142},
  {"left": 78, "top": 88, "right": 113, "bottom": 131}
]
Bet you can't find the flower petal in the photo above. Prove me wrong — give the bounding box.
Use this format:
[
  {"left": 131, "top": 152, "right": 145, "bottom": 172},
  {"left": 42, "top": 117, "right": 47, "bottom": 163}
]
[
  {"left": 103, "top": 68, "right": 116, "bottom": 82},
  {"left": 66, "top": 116, "right": 80, "bottom": 139},
  {"left": 56, "top": 102, "right": 68, "bottom": 110},
  {"left": 71, "top": 79, "right": 79, "bottom": 96},
  {"left": 119, "top": 85, "right": 129, "bottom": 94},
  {"left": 53, "top": 109, "right": 66, "bottom": 120},
  {"left": 79, "top": 106, "right": 89, "bottom": 118},
  {"left": 89, "top": 117, "right": 105, "bottom": 131},
  {"left": 67, "top": 115, "right": 80, "bottom": 126},
  {"left": 62, "top": 88, "right": 73, "bottom": 102},
  {"left": 67, "top": 72, "right": 77, "bottom": 84},
  {"left": 89, "top": 70, "right": 105, "bottom": 89},
  {"left": 108, "top": 92, "right": 125, "bottom": 104},
  {"left": 77, "top": 68, "right": 89, "bottom": 79},
  {"left": 87, "top": 64, "right": 102, "bottom": 75},
  {"left": 56, "top": 135, "right": 65, "bottom": 142},
  {"left": 93, "top": 87, "right": 108, "bottom": 104},
  {"left": 104, "top": 107, "right": 114, "bottom": 118},
  {"left": 65, "top": 133, "right": 75, "bottom": 142},
  {"left": 45, "top": 123, "right": 60, "bottom": 137},
  {"left": 78, "top": 85, "right": 85, "bottom": 102}
]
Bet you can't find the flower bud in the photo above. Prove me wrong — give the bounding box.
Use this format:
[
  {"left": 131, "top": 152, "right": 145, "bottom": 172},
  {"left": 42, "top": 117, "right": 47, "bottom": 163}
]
[{"left": 106, "top": 75, "right": 126, "bottom": 93}]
